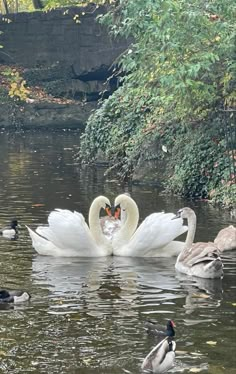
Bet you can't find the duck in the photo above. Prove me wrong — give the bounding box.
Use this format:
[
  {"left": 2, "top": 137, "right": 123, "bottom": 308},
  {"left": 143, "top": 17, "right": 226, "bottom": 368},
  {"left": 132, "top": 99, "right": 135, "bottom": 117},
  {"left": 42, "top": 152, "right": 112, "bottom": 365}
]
[
  {"left": 174, "top": 207, "right": 223, "bottom": 279},
  {"left": 141, "top": 337, "right": 176, "bottom": 373},
  {"left": 0, "top": 219, "right": 18, "bottom": 239},
  {"left": 27, "top": 196, "right": 113, "bottom": 257},
  {"left": 145, "top": 320, "right": 175, "bottom": 339},
  {"left": 214, "top": 225, "right": 236, "bottom": 252},
  {"left": 112, "top": 194, "right": 188, "bottom": 257},
  {"left": 0, "top": 289, "right": 31, "bottom": 303}
]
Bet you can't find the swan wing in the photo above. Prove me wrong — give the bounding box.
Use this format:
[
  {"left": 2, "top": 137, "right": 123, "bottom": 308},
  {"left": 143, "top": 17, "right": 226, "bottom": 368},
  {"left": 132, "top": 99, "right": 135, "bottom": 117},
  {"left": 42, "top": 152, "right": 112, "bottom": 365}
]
[
  {"left": 45, "top": 209, "right": 101, "bottom": 255},
  {"left": 27, "top": 226, "right": 62, "bottom": 256},
  {"left": 184, "top": 242, "right": 221, "bottom": 266},
  {"left": 150, "top": 240, "right": 185, "bottom": 257},
  {"left": 28, "top": 209, "right": 106, "bottom": 257},
  {"left": 121, "top": 213, "right": 187, "bottom": 257},
  {"left": 214, "top": 225, "right": 236, "bottom": 251}
]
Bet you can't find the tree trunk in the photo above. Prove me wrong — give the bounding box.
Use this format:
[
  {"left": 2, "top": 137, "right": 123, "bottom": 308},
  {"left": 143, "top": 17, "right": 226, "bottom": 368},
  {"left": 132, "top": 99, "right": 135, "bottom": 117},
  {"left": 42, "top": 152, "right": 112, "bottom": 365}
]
[
  {"left": 32, "top": 0, "right": 44, "bottom": 9},
  {"left": 2, "top": 0, "right": 9, "bottom": 14}
]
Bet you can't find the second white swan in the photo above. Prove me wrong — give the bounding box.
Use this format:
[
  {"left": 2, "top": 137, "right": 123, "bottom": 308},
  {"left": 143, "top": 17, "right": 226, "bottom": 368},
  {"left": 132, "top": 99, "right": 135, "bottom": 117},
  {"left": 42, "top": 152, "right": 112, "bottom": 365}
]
[{"left": 112, "top": 194, "right": 188, "bottom": 257}]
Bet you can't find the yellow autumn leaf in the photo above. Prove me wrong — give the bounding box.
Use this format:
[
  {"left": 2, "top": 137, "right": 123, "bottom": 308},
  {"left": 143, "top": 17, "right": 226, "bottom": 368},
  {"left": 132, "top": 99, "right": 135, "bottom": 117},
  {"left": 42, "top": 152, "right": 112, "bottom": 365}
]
[
  {"left": 190, "top": 368, "right": 202, "bottom": 373},
  {"left": 232, "top": 303, "right": 236, "bottom": 306},
  {"left": 206, "top": 341, "right": 217, "bottom": 346}
]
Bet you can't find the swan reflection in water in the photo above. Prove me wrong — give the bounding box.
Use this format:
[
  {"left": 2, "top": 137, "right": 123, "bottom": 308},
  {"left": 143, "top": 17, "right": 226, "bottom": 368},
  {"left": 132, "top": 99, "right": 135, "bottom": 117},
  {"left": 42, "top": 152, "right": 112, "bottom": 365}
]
[
  {"left": 176, "top": 273, "right": 223, "bottom": 316},
  {"left": 31, "top": 256, "right": 225, "bottom": 373},
  {"left": 31, "top": 255, "right": 222, "bottom": 319}
]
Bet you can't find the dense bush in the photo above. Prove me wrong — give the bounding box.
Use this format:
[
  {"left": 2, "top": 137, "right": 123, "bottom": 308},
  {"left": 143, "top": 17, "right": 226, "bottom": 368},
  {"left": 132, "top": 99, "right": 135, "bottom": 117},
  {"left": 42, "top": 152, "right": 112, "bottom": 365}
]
[{"left": 80, "top": 0, "right": 235, "bottom": 207}]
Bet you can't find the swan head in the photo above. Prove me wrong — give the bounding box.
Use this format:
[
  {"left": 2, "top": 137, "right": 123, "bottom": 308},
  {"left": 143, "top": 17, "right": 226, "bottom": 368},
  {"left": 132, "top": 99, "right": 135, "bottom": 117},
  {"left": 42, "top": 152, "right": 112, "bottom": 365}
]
[
  {"left": 173, "top": 207, "right": 195, "bottom": 220},
  {"left": 114, "top": 194, "right": 137, "bottom": 215},
  {"left": 90, "top": 196, "right": 112, "bottom": 217}
]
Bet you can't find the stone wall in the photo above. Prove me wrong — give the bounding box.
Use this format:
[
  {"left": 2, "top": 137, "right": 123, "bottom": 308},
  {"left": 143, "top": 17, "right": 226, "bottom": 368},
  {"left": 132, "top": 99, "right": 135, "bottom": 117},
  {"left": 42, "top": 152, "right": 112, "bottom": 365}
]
[
  {"left": 0, "top": 4, "right": 130, "bottom": 127},
  {"left": 0, "top": 4, "right": 128, "bottom": 76}
]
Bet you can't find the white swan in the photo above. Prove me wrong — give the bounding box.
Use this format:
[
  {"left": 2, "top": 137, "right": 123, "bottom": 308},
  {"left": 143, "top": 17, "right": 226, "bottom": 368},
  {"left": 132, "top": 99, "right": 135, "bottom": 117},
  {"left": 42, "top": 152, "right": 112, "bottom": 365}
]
[
  {"left": 214, "top": 225, "right": 236, "bottom": 252},
  {"left": 174, "top": 207, "right": 223, "bottom": 279},
  {"left": 112, "top": 194, "right": 188, "bottom": 257},
  {"left": 27, "top": 196, "right": 113, "bottom": 257}
]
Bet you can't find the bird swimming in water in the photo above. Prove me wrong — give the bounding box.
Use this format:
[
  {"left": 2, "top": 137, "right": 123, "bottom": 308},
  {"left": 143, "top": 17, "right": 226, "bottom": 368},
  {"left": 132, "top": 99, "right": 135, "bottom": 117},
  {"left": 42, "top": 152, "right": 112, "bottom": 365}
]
[
  {"left": 0, "top": 289, "right": 30, "bottom": 303},
  {"left": 0, "top": 219, "right": 19, "bottom": 239},
  {"left": 141, "top": 336, "right": 176, "bottom": 373},
  {"left": 145, "top": 319, "right": 176, "bottom": 339}
]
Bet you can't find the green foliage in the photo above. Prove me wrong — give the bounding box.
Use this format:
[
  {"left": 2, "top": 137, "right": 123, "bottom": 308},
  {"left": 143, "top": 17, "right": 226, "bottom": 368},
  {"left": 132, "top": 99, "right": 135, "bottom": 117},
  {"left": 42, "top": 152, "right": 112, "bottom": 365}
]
[
  {"left": 80, "top": 0, "right": 236, "bottom": 206},
  {"left": 210, "top": 184, "right": 236, "bottom": 209},
  {"left": 163, "top": 122, "right": 233, "bottom": 199},
  {"left": 101, "top": 0, "right": 235, "bottom": 120},
  {"left": 79, "top": 84, "right": 152, "bottom": 177}
]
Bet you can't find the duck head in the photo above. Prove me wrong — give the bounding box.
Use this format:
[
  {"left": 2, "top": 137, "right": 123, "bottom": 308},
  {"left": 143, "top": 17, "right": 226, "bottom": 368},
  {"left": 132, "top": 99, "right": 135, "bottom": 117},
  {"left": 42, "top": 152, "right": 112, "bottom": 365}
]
[
  {"left": 166, "top": 320, "right": 176, "bottom": 337},
  {"left": 10, "top": 219, "right": 18, "bottom": 230}
]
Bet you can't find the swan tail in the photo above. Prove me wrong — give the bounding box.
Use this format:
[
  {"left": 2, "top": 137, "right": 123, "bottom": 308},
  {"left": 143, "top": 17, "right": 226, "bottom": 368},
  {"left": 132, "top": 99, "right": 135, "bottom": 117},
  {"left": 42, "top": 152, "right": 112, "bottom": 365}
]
[{"left": 26, "top": 225, "right": 58, "bottom": 256}]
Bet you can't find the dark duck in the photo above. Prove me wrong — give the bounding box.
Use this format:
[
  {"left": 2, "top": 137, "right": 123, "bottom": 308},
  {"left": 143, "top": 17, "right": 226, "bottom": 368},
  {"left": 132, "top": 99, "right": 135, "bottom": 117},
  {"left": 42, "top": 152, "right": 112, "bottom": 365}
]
[
  {"left": 0, "top": 219, "right": 18, "bottom": 239},
  {"left": 145, "top": 319, "right": 176, "bottom": 339},
  {"left": 0, "top": 289, "right": 30, "bottom": 303}
]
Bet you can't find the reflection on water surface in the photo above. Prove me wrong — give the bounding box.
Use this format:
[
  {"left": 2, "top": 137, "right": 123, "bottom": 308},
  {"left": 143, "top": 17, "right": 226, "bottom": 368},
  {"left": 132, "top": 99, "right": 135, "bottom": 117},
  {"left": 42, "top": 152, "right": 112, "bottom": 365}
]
[{"left": 0, "top": 130, "right": 235, "bottom": 373}]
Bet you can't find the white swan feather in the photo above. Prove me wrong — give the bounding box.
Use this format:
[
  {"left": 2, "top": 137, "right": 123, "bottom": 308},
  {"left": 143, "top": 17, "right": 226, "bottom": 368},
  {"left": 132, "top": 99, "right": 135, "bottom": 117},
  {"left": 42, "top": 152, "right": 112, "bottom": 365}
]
[
  {"left": 27, "top": 196, "right": 112, "bottom": 257},
  {"left": 112, "top": 194, "right": 188, "bottom": 257}
]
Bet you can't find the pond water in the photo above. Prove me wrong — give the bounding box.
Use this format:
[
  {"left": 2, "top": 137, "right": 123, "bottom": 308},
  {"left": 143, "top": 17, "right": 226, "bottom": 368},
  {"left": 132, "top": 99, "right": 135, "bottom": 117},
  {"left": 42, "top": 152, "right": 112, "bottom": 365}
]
[{"left": 0, "top": 129, "right": 235, "bottom": 374}]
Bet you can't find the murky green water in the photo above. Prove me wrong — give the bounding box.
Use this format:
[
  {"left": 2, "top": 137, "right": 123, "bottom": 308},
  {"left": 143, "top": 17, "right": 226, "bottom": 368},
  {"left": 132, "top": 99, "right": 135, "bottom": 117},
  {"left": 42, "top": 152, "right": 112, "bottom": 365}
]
[{"left": 0, "top": 129, "right": 235, "bottom": 373}]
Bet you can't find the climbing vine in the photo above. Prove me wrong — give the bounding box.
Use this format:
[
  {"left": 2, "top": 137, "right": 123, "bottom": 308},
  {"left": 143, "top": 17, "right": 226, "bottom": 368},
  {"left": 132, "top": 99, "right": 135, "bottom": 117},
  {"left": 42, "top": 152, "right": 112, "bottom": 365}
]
[{"left": 79, "top": 0, "right": 236, "bottom": 207}]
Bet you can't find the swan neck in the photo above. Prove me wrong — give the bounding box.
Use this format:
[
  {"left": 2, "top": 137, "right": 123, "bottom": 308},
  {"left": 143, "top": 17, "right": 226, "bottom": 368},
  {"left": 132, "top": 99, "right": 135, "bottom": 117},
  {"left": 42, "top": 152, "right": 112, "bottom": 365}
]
[
  {"left": 115, "top": 199, "right": 139, "bottom": 243},
  {"left": 178, "top": 211, "right": 196, "bottom": 262},
  {"left": 88, "top": 199, "right": 109, "bottom": 248}
]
